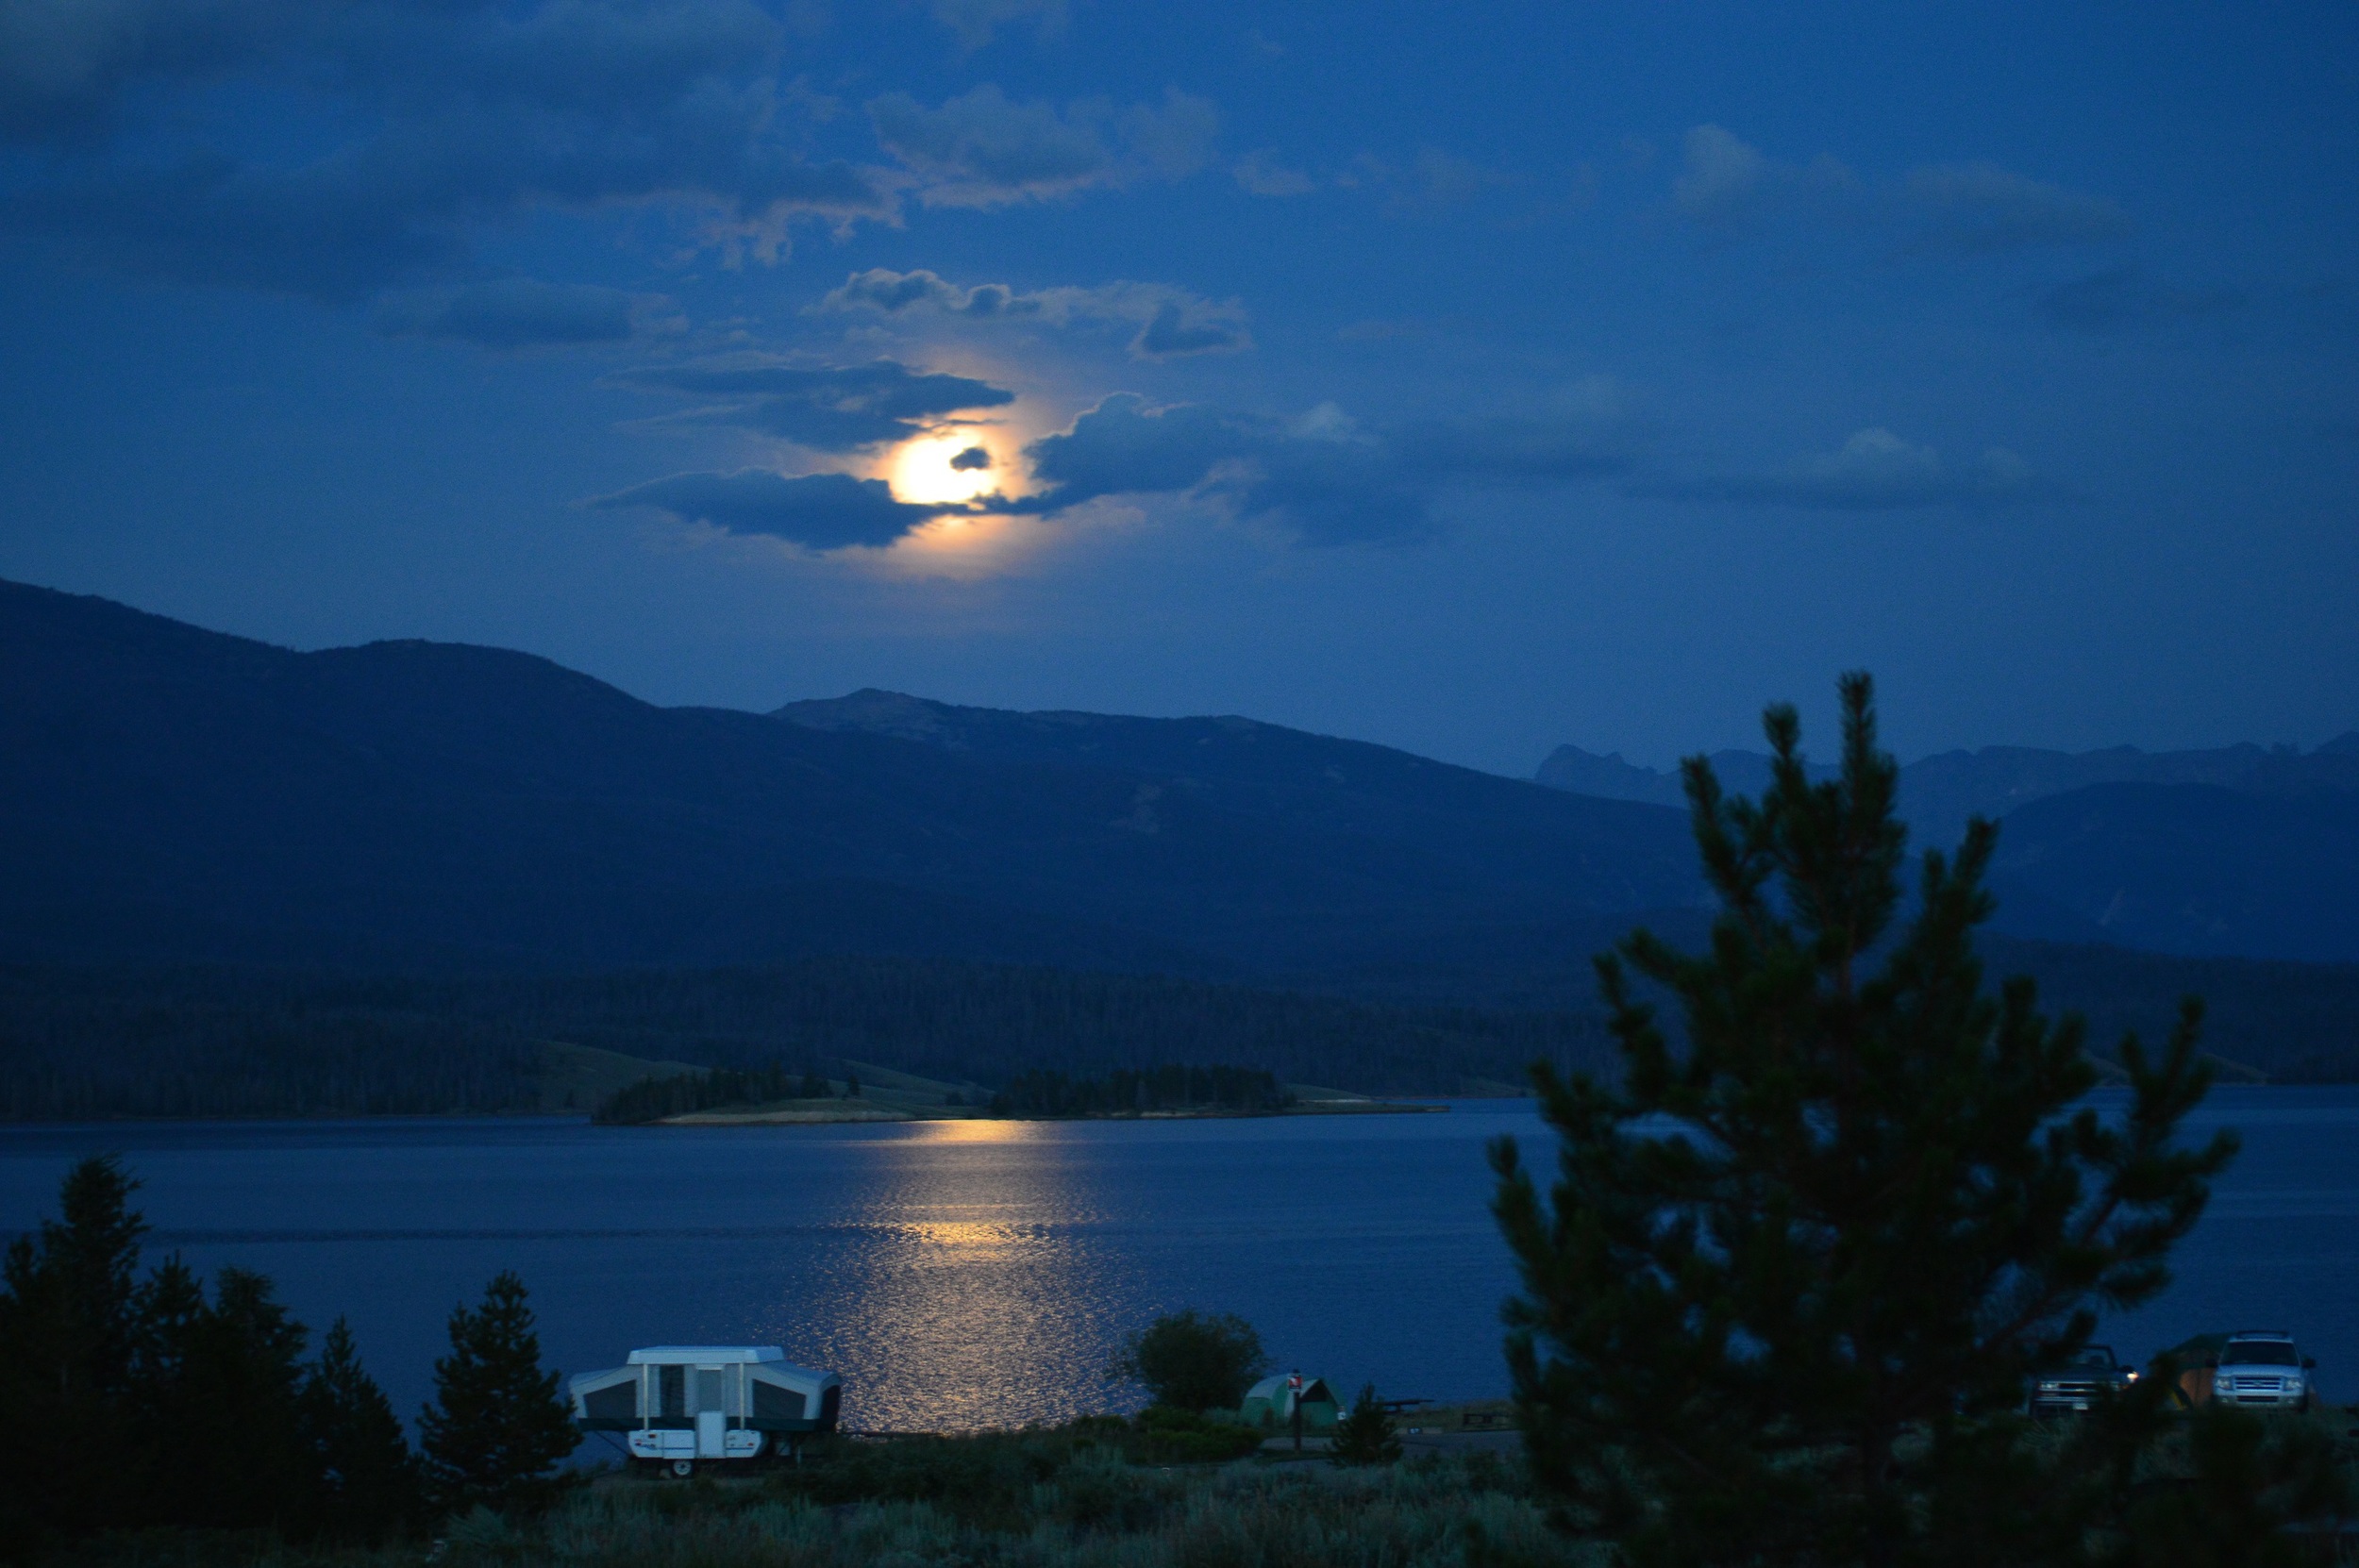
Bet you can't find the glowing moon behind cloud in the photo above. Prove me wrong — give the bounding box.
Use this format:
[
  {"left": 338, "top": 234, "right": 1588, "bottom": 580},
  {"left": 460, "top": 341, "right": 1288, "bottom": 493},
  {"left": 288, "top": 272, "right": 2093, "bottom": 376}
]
[{"left": 888, "top": 431, "right": 1003, "bottom": 506}]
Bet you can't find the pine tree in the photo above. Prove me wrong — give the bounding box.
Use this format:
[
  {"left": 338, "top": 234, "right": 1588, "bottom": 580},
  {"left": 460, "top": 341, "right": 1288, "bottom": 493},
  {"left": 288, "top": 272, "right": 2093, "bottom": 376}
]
[
  {"left": 1330, "top": 1383, "right": 1403, "bottom": 1467},
  {"left": 300, "top": 1317, "right": 423, "bottom": 1542},
  {"left": 147, "top": 1265, "right": 312, "bottom": 1530},
  {"left": 123, "top": 1254, "right": 208, "bottom": 1526},
  {"left": 1490, "top": 675, "right": 2237, "bottom": 1568},
  {"left": 418, "top": 1272, "right": 577, "bottom": 1516},
  {"left": 0, "top": 1154, "right": 149, "bottom": 1535}
]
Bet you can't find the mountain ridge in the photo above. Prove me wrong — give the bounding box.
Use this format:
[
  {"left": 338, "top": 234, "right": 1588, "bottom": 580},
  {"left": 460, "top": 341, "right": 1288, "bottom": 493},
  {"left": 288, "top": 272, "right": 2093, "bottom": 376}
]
[
  {"left": 1537, "top": 733, "right": 2359, "bottom": 850},
  {"left": 0, "top": 577, "right": 1703, "bottom": 976},
  {"left": 8, "top": 574, "right": 2357, "bottom": 977}
]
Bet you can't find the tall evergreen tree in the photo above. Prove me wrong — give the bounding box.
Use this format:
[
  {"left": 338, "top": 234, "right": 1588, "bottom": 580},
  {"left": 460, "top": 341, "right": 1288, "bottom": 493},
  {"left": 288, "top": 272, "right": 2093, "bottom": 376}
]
[
  {"left": 1490, "top": 676, "right": 2237, "bottom": 1568},
  {"left": 0, "top": 1154, "right": 148, "bottom": 1535},
  {"left": 418, "top": 1272, "right": 577, "bottom": 1516},
  {"left": 299, "top": 1318, "right": 423, "bottom": 1542},
  {"left": 122, "top": 1253, "right": 209, "bottom": 1528},
  {"left": 141, "top": 1266, "right": 312, "bottom": 1530}
]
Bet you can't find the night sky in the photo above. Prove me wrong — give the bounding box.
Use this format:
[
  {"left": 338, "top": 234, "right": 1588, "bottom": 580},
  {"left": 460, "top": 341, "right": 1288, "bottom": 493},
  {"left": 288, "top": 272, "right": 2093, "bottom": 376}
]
[{"left": 2, "top": 1, "right": 2352, "bottom": 774}]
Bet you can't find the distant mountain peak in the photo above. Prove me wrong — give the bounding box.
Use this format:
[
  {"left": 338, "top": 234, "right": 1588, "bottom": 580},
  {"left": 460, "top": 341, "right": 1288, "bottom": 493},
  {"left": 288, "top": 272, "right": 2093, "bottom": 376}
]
[
  {"left": 1534, "top": 731, "right": 2359, "bottom": 854},
  {"left": 775, "top": 688, "right": 968, "bottom": 743},
  {"left": 772, "top": 690, "right": 1297, "bottom": 758}
]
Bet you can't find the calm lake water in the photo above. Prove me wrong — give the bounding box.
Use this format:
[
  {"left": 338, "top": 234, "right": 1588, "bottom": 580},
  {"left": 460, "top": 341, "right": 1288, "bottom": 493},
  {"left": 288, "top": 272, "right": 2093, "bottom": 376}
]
[{"left": 3, "top": 1088, "right": 2356, "bottom": 1432}]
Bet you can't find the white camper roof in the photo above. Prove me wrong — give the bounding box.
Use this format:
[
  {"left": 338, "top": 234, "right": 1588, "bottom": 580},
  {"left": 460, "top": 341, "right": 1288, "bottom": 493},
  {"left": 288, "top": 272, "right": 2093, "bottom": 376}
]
[{"left": 626, "top": 1346, "right": 786, "bottom": 1365}]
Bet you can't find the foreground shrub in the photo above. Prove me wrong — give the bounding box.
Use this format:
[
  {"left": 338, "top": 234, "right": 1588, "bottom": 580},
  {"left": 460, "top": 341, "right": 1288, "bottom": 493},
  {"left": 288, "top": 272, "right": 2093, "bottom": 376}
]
[
  {"left": 33, "top": 1445, "right": 1580, "bottom": 1568},
  {"left": 1130, "top": 1406, "right": 1265, "bottom": 1464},
  {"left": 1109, "top": 1309, "right": 1269, "bottom": 1412}
]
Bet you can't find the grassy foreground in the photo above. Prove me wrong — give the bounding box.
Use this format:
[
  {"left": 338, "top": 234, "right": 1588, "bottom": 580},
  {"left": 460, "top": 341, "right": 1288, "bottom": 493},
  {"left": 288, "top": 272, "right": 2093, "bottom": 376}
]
[{"left": 47, "top": 1427, "right": 1595, "bottom": 1568}]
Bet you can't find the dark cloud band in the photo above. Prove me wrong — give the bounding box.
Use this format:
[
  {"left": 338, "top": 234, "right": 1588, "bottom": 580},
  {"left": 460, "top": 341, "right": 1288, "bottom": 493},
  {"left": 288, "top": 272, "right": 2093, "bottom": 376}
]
[
  {"left": 373, "top": 280, "right": 645, "bottom": 349},
  {"left": 590, "top": 469, "right": 960, "bottom": 551},
  {"left": 615, "top": 357, "right": 1016, "bottom": 452}
]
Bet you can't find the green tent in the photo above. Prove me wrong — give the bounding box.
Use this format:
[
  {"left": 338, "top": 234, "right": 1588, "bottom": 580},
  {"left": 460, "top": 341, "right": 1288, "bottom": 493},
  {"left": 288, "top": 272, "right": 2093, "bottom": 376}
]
[{"left": 1240, "top": 1374, "right": 1341, "bottom": 1433}]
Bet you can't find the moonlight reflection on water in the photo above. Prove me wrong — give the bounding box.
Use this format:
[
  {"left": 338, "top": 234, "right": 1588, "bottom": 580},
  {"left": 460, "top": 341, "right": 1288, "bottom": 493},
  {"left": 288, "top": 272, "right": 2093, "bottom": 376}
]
[
  {"left": 7, "top": 1091, "right": 2359, "bottom": 1431},
  {"left": 754, "top": 1118, "right": 1150, "bottom": 1430}
]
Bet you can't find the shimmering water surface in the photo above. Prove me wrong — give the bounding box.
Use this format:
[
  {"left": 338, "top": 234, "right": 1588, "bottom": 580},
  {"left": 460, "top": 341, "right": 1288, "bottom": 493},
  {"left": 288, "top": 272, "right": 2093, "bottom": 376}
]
[{"left": 3, "top": 1088, "right": 2356, "bottom": 1431}]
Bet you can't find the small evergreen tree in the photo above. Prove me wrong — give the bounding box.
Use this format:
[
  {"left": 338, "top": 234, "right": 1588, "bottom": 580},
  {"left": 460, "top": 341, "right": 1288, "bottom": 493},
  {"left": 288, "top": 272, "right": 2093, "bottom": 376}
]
[
  {"left": 1491, "top": 676, "right": 2238, "bottom": 1567},
  {"left": 300, "top": 1317, "right": 423, "bottom": 1542},
  {"left": 1330, "top": 1383, "right": 1403, "bottom": 1467},
  {"left": 1111, "top": 1309, "right": 1268, "bottom": 1412},
  {"left": 418, "top": 1272, "right": 577, "bottom": 1516}
]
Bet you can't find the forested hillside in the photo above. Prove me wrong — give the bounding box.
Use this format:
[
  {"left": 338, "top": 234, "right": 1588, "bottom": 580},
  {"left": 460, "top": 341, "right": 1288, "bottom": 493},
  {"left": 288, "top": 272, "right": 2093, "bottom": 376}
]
[
  {"left": 0, "top": 958, "right": 1616, "bottom": 1120},
  {"left": 7, "top": 933, "right": 2358, "bottom": 1121}
]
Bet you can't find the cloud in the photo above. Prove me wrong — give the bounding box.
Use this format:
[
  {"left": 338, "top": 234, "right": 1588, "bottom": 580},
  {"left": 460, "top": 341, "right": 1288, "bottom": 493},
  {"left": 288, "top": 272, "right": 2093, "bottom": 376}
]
[
  {"left": 1645, "top": 427, "right": 2050, "bottom": 510},
  {"left": 590, "top": 469, "right": 955, "bottom": 551},
  {"left": 949, "top": 445, "right": 993, "bottom": 471},
  {"left": 1671, "top": 125, "right": 1854, "bottom": 229},
  {"left": 1232, "top": 150, "right": 1314, "bottom": 196},
  {"left": 0, "top": 0, "right": 895, "bottom": 298},
  {"left": 615, "top": 356, "right": 1016, "bottom": 451},
  {"left": 929, "top": 0, "right": 1067, "bottom": 49},
  {"left": 2036, "top": 266, "right": 2245, "bottom": 332},
  {"left": 1901, "top": 162, "right": 2133, "bottom": 253},
  {"left": 1012, "top": 384, "right": 1638, "bottom": 544},
  {"left": 813, "top": 268, "right": 1252, "bottom": 359},
  {"left": 1665, "top": 129, "right": 2127, "bottom": 259},
  {"left": 1334, "top": 147, "right": 1514, "bottom": 214},
  {"left": 1022, "top": 395, "right": 1266, "bottom": 509},
  {"left": 1013, "top": 394, "right": 1430, "bottom": 542},
  {"left": 372, "top": 279, "right": 654, "bottom": 349},
  {"left": 1398, "top": 147, "right": 1513, "bottom": 207},
  {"left": 1402, "top": 393, "right": 1637, "bottom": 483},
  {"left": 1671, "top": 125, "right": 1771, "bottom": 221},
  {"left": 0, "top": 0, "right": 310, "bottom": 147},
  {"left": 867, "top": 84, "right": 1218, "bottom": 207},
  {"left": 1133, "top": 302, "right": 1244, "bottom": 357},
  {"left": 0, "top": 154, "right": 464, "bottom": 298}
]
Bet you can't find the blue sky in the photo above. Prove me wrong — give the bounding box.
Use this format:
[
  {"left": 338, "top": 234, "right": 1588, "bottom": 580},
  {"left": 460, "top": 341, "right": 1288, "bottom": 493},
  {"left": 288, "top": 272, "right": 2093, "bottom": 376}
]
[{"left": 1, "top": 0, "right": 2352, "bottom": 773}]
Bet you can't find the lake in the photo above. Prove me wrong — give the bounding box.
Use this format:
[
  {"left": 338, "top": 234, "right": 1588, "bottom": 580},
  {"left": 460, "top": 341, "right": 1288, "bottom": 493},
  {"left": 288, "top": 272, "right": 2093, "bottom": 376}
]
[{"left": 3, "top": 1088, "right": 2356, "bottom": 1431}]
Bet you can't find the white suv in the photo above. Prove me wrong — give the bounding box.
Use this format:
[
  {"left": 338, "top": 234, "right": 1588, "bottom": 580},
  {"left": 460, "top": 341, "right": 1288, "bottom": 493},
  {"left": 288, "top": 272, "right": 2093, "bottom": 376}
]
[{"left": 2210, "top": 1331, "right": 2317, "bottom": 1412}]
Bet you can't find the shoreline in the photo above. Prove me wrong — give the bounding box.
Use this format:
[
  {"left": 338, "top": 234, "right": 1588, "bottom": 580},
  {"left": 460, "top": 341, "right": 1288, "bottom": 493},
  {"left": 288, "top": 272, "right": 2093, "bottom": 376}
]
[{"left": 653, "top": 1098, "right": 1452, "bottom": 1126}]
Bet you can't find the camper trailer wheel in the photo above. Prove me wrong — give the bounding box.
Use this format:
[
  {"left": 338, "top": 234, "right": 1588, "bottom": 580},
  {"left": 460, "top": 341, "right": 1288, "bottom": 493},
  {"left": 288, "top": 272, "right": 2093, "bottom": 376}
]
[{"left": 668, "top": 1460, "right": 694, "bottom": 1478}]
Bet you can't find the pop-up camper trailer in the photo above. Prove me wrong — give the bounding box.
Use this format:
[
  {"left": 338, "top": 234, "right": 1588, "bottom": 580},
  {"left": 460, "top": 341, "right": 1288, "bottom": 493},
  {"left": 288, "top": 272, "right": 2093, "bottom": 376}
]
[{"left": 568, "top": 1346, "right": 841, "bottom": 1474}]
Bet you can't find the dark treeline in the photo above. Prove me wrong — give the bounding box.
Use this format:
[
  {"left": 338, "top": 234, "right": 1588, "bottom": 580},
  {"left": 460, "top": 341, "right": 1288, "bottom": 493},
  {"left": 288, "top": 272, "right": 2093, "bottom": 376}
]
[
  {"left": 0, "top": 965, "right": 544, "bottom": 1119},
  {"left": 0, "top": 958, "right": 1614, "bottom": 1120},
  {"left": 990, "top": 1065, "right": 1290, "bottom": 1117},
  {"left": 23, "top": 940, "right": 2347, "bottom": 1123},
  {"left": 467, "top": 959, "right": 1609, "bottom": 1093},
  {"left": 0, "top": 1157, "right": 577, "bottom": 1556},
  {"left": 593, "top": 1062, "right": 860, "bottom": 1125}
]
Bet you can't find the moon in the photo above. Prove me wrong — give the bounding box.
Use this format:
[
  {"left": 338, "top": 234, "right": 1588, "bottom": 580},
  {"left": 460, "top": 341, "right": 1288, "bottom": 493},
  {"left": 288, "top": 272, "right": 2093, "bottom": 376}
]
[{"left": 888, "top": 432, "right": 1000, "bottom": 506}]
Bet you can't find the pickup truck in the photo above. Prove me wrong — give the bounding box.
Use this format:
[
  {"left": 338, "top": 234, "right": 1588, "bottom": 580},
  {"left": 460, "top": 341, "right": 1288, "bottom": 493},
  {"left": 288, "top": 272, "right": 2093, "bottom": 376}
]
[{"left": 2029, "top": 1343, "right": 2137, "bottom": 1415}]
